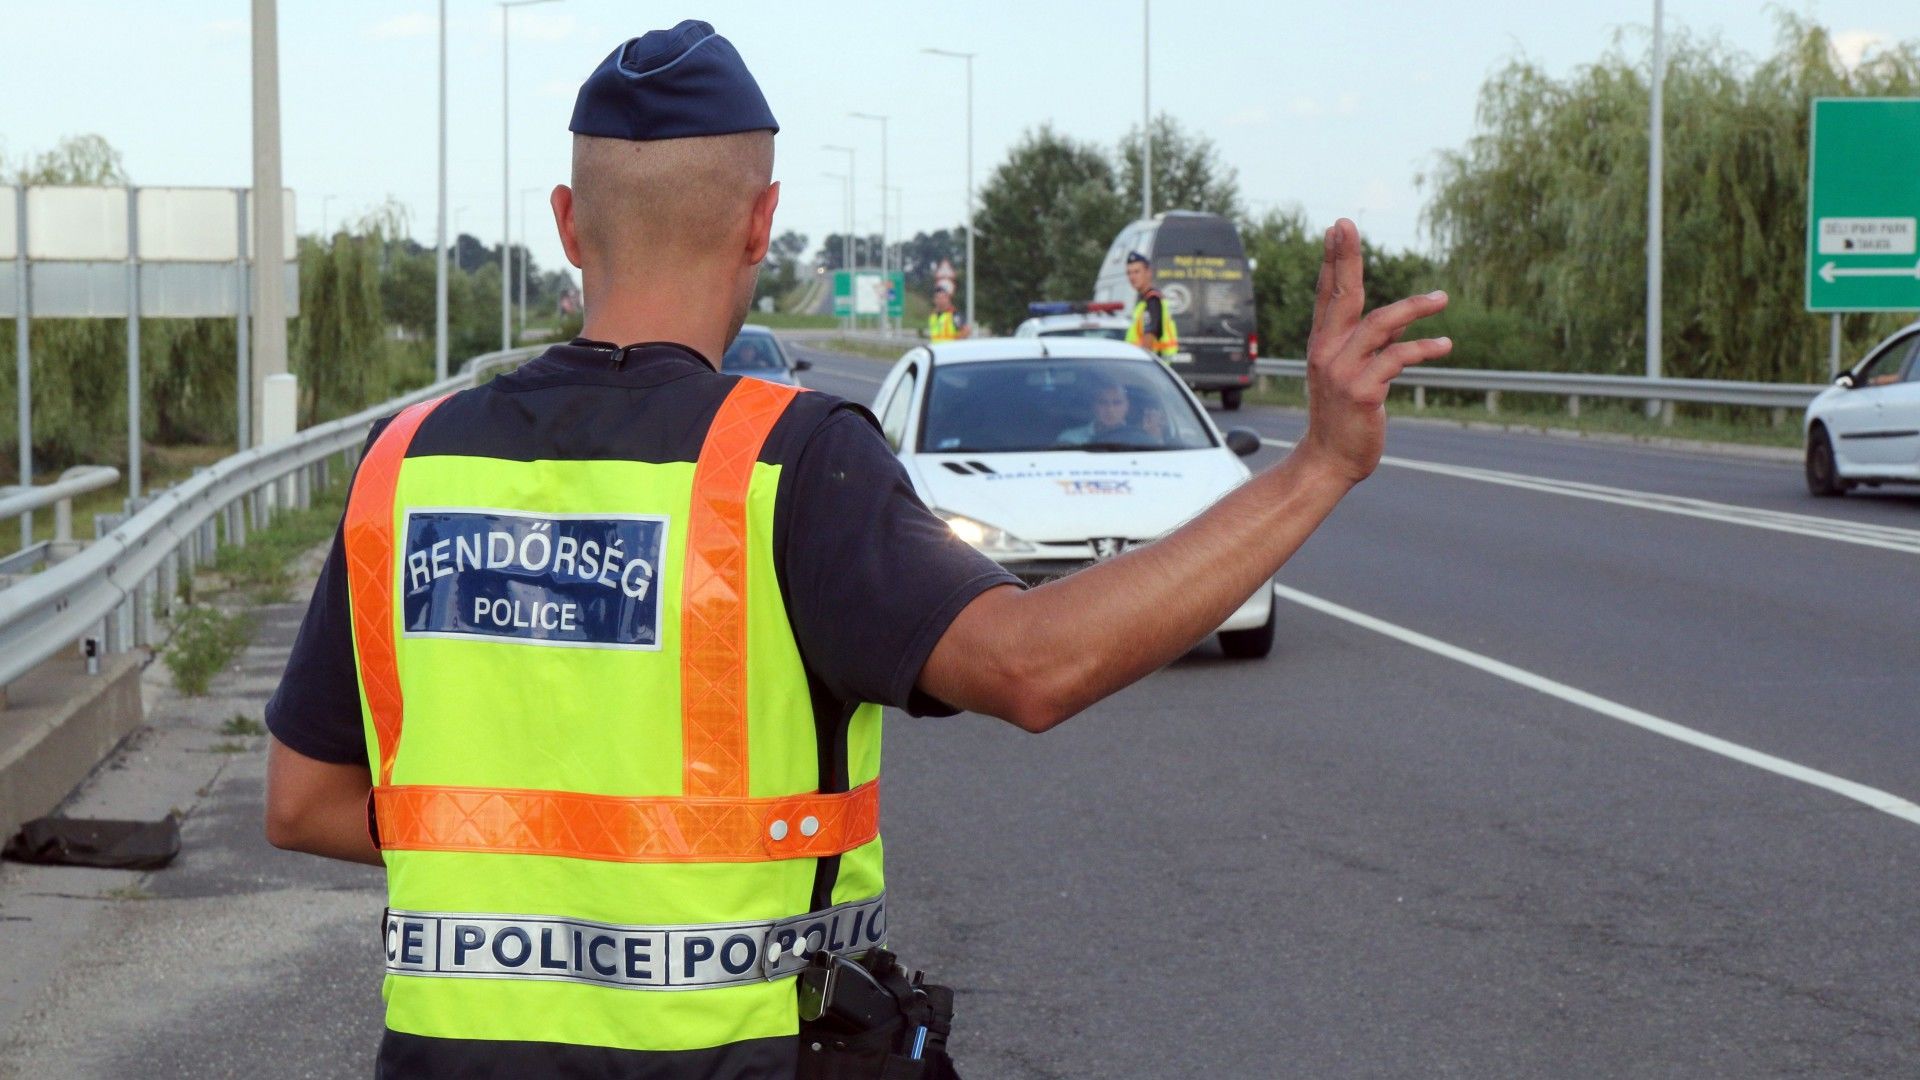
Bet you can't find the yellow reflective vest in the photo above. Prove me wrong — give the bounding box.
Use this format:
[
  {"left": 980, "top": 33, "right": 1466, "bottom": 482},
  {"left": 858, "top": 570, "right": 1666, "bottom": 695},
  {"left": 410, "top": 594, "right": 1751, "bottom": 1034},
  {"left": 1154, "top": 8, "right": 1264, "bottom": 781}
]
[
  {"left": 344, "top": 376, "right": 885, "bottom": 1072},
  {"left": 1127, "top": 290, "right": 1179, "bottom": 359},
  {"left": 928, "top": 310, "right": 960, "bottom": 342}
]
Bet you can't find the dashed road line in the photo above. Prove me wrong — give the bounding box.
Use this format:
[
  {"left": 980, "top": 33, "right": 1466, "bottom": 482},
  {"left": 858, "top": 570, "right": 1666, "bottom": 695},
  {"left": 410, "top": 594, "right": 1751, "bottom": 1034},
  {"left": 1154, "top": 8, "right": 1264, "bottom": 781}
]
[{"left": 1273, "top": 582, "right": 1920, "bottom": 826}]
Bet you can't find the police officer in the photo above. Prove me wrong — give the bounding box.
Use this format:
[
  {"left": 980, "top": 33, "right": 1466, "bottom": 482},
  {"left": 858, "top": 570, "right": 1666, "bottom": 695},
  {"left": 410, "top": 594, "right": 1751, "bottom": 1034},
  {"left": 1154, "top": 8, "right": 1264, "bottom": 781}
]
[
  {"left": 1123, "top": 250, "right": 1179, "bottom": 361},
  {"left": 927, "top": 285, "right": 968, "bottom": 342},
  {"left": 264, "top": 19, "right": 1452, "bottom": 1079}
]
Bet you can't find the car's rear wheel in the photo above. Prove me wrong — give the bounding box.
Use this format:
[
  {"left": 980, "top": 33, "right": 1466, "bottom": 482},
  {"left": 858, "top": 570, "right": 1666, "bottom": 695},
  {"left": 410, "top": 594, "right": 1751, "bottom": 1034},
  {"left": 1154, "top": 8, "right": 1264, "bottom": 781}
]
[
  {"left": 1218, "top": 605, "right": 1275, "bottom": 659},
  {"left": 1805, "top": 425, "right": 1848, "bottom": 497},
  {"left": 1220, "top": 387, "right": 1244, "bottom": 411}
]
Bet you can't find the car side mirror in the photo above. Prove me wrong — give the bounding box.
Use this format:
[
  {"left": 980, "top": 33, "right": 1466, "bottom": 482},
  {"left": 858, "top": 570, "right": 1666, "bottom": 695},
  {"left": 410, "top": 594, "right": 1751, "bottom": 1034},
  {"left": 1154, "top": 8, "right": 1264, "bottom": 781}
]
[
  {"left": 791, "top": 359, "right": 813, "bottom": 372},
  {"left": 1224, "top": 428, "right": 1262, "bottom": 458}
]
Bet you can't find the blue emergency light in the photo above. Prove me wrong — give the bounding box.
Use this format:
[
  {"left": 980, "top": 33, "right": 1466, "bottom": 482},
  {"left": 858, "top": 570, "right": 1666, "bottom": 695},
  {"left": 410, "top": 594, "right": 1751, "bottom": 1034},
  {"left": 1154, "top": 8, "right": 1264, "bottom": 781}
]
[{"left": 1026, "top": 301, "right": 1125, "bottom": 316}]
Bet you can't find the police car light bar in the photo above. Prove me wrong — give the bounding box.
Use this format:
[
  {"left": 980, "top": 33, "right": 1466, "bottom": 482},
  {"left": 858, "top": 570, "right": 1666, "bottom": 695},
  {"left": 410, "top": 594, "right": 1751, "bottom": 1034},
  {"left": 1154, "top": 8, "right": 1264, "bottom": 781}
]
[{"left": 1027, "top": 301, "right": 1127, "bottom": 315}]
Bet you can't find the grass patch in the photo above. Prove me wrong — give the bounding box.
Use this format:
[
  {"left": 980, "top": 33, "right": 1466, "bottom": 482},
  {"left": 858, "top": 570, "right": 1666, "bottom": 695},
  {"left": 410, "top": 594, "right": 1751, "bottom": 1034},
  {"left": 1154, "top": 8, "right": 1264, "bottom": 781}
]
[
  {"left": 220, "top": 714, "right": 266, "bottom": 737},
  {"left": 746, "top": 312, "right": 838, "bottom": 330},
  {"left": 819, "top": 337, "right": 913, "bottom": 363},
  {"left": 211, "top": 485, "right": 348, "bottom": 603},
  {"left": 165, "top": 606, "right": 255, "bottom": 696},
  {"left": 102, "top": 885, "right": 156, "bottom": 901},
  {"left": 1248, "top": 378, "right": 1802, "bottom": 450},
  {"left": 209, "top": 741, "right": 249, "bottom": 754}
]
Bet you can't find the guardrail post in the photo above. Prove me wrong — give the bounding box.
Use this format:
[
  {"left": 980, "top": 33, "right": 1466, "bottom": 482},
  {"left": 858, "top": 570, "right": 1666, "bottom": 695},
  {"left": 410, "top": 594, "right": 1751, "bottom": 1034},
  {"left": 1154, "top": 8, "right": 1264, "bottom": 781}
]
[
  {"left": 1567, "top": 394, "right": 1581, "bottom": 420},
  {"left": 1412, "top": 386, "right": 1425, "bottom": 411},
  {"left": 1771, "top": 407, "right": 1785, "bottom": 429},
  {"left": 1660, "top": 401, "right": 1675, "bottom": 428},
  {"left": 1486, "top": 390, "right": 1501, "bottom": 415},
  {"left": 134, "top": 577, "right": 155, "bottom": 647}
]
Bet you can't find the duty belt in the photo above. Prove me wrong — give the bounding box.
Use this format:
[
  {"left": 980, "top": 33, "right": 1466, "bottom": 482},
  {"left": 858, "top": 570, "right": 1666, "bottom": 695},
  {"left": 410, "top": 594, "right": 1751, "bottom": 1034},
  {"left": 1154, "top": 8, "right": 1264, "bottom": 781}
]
[{"left": 383, "top": 893, "right": 885, "bottom": 991}]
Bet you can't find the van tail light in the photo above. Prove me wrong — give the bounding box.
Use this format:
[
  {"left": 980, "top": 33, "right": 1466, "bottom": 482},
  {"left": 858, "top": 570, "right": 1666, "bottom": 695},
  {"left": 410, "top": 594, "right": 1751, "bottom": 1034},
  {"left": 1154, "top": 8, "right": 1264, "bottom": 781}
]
[{"left": 1247, "top": 333, "right": 1259, "bottom": 360}]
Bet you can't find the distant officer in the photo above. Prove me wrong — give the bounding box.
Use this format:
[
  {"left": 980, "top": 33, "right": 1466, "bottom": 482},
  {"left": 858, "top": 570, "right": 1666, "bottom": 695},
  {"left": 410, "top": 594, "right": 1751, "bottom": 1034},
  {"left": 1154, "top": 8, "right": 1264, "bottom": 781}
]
[
  {"left": 1124, "top": 250, "right": 1179, "bottom": 361},
  {"left": 263, "top": 18, "right": 1452, "bottom": 1080},
  {"left": 927, "top": 285, "right": 968, "bottom": 342}
]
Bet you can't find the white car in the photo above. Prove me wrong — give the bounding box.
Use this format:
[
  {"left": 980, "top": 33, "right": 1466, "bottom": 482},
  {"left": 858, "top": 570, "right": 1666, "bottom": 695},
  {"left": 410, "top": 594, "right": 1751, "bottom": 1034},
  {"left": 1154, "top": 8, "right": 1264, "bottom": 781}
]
[
  {"left": 871, "top": 338, "right": 1277, "bottom": 658},
  {"left": 1011, "top": 311, "right": 1132, "bottom": 341},
  {"left": 1805, "top": 319, "right": 1920, "bottom": 496}
]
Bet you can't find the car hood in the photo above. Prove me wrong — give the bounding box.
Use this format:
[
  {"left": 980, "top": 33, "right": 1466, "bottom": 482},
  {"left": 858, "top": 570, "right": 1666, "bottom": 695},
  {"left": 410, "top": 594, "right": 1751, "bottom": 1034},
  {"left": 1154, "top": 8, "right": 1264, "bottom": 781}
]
[{"left": 910, "top": 448, "right": 1249, "bottom": 543}]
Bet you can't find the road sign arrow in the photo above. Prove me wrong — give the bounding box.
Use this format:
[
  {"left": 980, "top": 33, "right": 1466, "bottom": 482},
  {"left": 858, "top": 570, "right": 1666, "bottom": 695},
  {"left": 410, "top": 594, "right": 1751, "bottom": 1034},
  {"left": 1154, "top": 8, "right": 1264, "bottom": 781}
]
[{"left": 1818, "top": 259, "right": 1920, "bottom": 284}]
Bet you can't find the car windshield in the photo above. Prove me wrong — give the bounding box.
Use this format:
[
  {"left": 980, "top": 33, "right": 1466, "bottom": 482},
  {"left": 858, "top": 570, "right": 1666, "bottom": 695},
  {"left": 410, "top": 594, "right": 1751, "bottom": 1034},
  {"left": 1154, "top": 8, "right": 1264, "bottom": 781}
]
[
  {"left": 920, "top": 358, "right": 1215, "bottom": 453},
  {"left": 1040, "top": 327, "right": 1129, "bottom": 341},
  {"left": 721, "top": 334, "right": 786, "bottom": 371}
]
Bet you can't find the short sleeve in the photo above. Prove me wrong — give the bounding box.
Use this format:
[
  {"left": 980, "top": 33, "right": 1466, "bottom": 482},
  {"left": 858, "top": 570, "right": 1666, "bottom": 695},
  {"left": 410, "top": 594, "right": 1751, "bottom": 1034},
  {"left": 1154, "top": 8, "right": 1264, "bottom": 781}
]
[
  {"left": 264, "top": 422, "right": 388, "bottom": 767},
  {"left": 264, "top": 523, "right": 368, "bottom": 765},
  {"left": 1143, "top": 296, "right": 1164, "bottom": 338},
  {"left": 778, "top": 410, "right": 1019, "bottom": 715}
]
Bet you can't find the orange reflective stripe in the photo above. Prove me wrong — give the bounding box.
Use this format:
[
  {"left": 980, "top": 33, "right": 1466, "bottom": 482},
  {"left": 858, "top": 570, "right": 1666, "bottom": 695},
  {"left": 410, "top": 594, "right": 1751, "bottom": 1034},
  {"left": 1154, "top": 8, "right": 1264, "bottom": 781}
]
[
  {"left": 373, "top": 779, "right": 879, "bottom": 863},
  {"left": 344, "top": 396, "right": 449, "bottom": 786},
  {"left": 680, "top": 377, "right": 802, "bottom": 798}
]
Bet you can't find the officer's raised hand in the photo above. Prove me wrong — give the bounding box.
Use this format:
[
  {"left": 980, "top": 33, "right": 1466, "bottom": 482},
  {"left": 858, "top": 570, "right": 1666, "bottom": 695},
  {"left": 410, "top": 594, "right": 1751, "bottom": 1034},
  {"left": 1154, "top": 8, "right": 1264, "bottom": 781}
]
[
  {"left": 920, "top": 218, "right": 1449, "bottom": 730},
  {"left": 1299, "top": 218, "right": 1451, "bottom": 484}
]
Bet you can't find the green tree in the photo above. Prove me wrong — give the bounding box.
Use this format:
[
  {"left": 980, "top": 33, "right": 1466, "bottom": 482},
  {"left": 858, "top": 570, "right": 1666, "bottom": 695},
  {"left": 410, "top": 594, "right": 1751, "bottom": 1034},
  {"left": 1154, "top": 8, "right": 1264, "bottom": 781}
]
[
  {"left": 1117, "top": 115, "right": 1243, "bottom": 219},
  {"left": 974, "top": 125, "right": 1131, "bottom": 331},
  {"left": 1424, "top": 15, "right": 1920, "bottom": 380}
]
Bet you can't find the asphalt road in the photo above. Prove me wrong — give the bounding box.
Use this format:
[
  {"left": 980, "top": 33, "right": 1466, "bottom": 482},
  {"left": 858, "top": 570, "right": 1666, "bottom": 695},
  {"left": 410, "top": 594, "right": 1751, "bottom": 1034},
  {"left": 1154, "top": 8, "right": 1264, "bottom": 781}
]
[{"left": 3, "top": 340, "right": 1914, "bottom": 1078}]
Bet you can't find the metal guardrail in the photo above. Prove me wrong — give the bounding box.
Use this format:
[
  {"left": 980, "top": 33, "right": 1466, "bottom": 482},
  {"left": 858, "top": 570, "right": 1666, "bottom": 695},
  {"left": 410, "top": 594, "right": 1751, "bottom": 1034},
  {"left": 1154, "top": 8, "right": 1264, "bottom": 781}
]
[
  {"left": 1252, "top": 359, "right": 1826, "bottom": 412},
  {"left": 0, "top": 346, "right": 542, "bottom": 691},
  {"left": 0, "top": 465, "right": 123, "bottom": 576}
]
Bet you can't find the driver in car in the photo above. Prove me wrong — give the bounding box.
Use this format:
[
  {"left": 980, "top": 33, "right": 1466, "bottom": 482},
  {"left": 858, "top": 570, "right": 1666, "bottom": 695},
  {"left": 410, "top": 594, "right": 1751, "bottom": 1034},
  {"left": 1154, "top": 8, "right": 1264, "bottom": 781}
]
[{"left": 1060, "top": 378, "right": 1153, "bottom": 447}]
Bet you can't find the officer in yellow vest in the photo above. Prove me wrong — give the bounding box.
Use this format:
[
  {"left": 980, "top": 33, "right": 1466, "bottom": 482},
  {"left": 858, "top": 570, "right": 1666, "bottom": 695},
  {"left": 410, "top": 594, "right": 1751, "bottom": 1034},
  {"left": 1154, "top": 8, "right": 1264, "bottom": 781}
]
[
  {"left": 1123, "top": 250, "right": 1179, "bottom": 361},
  {"left": 264, "top": 19, "right": 1454, "bottom": 1080},
  {"left": 927, "top": 286, "right": 968, "bottom": 343}
]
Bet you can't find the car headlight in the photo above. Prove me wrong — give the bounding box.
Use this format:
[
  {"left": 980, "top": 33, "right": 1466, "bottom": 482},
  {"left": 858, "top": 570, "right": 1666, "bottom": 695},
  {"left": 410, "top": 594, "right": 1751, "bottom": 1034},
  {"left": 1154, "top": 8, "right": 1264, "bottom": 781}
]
[{"left": 935, "top": 511, "right": 1035, "bottom": 555}]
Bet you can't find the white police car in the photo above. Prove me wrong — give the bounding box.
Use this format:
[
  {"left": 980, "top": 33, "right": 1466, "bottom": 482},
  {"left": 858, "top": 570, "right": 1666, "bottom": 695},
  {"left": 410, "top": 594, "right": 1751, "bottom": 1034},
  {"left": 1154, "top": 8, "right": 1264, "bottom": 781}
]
[
  {"left": 1012, "top": 301, "right": 1132, "bottom": 342},
  {"left": 723, "top": 324, "right": 811, "bottom": 386},
  {"left": 1805, "top": 319, "right": 1920, "bottom": 496},
  {"left": 871, "top": 337, "right": 1277, "bottom": 657}
]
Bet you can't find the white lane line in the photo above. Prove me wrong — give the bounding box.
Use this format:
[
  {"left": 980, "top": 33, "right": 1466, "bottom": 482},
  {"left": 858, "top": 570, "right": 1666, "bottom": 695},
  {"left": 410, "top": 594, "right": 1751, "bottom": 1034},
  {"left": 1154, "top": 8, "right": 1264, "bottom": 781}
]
[
  {"left": 1259, "top": 438, "right": 1920, "bottom": 554},
  {"left": 1273, "top": 583, "right": 1920, "bottom": 826}
]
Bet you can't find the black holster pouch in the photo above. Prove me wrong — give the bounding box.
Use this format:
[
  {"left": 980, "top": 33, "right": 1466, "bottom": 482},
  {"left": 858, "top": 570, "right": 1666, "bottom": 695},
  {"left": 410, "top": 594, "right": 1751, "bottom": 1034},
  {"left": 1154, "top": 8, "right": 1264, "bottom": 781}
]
[{"left": 796, "top": 948, "right": 959, "bottom": 1080}]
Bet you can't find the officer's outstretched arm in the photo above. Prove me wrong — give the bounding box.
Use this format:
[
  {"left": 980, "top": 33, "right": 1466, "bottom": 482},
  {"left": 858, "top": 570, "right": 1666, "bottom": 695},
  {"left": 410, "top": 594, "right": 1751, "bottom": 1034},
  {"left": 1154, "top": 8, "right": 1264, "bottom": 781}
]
[
  {"left": 919, "top": 220, "right": 1450, "bottom": 733},
  {"left": 265, "top": 736, "right": 384, "bottom": 866}
]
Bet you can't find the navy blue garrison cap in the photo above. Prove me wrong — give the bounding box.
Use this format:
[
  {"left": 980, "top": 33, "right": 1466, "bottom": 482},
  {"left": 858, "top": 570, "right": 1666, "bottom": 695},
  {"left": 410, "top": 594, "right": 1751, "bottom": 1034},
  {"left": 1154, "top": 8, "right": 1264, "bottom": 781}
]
[
  {"left": 1126, "top": 250, "right": 1150, "bottom": 265},
  {"left": 569, "top": 21, "right": 779, "bottom": 141}
]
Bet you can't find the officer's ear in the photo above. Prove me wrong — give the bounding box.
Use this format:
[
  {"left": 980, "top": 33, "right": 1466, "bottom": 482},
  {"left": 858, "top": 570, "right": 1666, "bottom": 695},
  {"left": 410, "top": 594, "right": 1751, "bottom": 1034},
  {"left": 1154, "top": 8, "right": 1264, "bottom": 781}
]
[
  {"left": 552, "top": 184, "right": 584, "bottom": 270},
  {"left": 744, "top": 181, "right": 779, "bottom": 267}
]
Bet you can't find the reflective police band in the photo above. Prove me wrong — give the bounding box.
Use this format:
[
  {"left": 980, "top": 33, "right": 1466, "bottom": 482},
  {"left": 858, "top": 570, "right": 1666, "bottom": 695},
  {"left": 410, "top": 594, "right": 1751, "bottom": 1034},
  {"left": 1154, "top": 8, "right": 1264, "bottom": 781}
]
[{"left": 384, "top": 893, "right": 885, "bottom": 991}]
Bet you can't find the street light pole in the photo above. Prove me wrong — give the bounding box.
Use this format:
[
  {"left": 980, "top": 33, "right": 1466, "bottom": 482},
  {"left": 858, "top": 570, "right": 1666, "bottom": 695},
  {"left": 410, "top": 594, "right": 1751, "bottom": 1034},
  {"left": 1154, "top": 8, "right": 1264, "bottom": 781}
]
[
  {"left": 850, "top": 112, "right": 890, "bottom": 331},
  {"left": 923, "top": 48, "right": 977, "bottom": 330},
  {"left": 435, "top": 0, "right": 448, "bottom": 380},
  {"left": 1142, "top": 0, "right": 1152, "bottom": 220},
  {"left": 1646, "top": 0, "right": 1665, "bottom": 417},
  {"left": 501, "top": 0, "right": 562, "bottom": 352},
  {"left": 823, "top": 145, "right": 856, "bottom": 270},
  {"left": 249, "top": 0, "right": 288, "bottom": 450},
  {"left": 823, "top": 172, "right": 850, "bottom": 328},
  {"left": 519, "top": 187, "right": 540, "bottom": 332}
]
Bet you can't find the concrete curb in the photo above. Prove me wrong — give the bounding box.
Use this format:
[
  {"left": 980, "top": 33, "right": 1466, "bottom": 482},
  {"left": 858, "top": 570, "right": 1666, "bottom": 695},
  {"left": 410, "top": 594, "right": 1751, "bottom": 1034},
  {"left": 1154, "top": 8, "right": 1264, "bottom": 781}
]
[{"left": 0, "top": 651, "right": 147, "bottom": 843}]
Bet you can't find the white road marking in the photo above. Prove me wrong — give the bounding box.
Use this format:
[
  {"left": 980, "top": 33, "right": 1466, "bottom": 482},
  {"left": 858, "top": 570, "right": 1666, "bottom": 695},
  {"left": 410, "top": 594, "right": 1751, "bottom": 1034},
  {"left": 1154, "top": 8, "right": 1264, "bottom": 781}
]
[
  {"left": 1272, "top": 582, "right": 1920, "bottom": 826},
  {"left": 1259, "top": 437, "right": 1920, "bottom": 554}
]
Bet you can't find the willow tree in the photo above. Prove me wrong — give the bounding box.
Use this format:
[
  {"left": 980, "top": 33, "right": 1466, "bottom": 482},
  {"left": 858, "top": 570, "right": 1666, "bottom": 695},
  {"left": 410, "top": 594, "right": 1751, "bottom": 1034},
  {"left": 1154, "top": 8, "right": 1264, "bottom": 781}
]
[
  {"left": 1423, "top": 15, "right": 1920, "bottom": 382},
  {"left": 292, "top": 205, "right": 406, "bottom": 426}
]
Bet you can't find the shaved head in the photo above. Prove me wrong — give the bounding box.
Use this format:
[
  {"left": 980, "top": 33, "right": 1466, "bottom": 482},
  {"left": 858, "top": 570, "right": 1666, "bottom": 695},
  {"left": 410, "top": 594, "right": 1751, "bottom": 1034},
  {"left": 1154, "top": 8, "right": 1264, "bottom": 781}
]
[
  {"left": 556, "top": 130, "right": 779, "bottom": 354},
  {"left": 570, "top": 131, "right": 774, "bottom": 270}
]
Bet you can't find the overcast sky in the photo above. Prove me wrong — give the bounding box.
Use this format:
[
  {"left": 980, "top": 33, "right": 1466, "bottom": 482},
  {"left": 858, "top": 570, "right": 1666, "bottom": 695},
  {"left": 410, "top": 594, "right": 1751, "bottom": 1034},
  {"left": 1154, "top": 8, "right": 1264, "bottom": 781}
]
[{"left": 4, "top": 1, "right": 1914, "bottom": 279}]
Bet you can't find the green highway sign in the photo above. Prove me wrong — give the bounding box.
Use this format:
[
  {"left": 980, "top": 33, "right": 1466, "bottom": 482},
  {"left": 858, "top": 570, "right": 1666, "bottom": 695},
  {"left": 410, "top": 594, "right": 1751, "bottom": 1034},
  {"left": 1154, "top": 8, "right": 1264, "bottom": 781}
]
[
  {"left": 832, "top": 269, "right": 903, "bottom": 319},
  {"left": 1807, "top": 98, "right": 1920, "bottom": 313}
]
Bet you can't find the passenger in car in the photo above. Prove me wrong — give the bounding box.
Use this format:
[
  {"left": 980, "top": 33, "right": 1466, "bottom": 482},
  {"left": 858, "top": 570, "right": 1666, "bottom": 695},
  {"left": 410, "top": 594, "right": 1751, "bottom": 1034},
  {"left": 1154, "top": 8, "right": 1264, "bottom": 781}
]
[{"left": 1059, "top": 377, "right": 1151, "bottom": 446}]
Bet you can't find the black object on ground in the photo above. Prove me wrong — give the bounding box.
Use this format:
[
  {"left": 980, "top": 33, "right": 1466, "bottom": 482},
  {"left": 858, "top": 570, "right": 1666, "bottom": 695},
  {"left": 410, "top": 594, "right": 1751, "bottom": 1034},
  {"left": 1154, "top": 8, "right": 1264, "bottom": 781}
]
[{"left": 3, "top": 814, "right": 181, "bottom": 870}]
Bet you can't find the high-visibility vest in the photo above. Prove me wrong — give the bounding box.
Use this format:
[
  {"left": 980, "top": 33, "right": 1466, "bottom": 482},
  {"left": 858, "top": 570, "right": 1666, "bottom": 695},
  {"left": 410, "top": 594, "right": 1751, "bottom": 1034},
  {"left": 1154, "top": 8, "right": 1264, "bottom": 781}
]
[
  {"left": 1127, "top": 290, "right": 1179, "bottom": 359},
  {"left": 928, "top": 310, "right": 959, "bottom": 342},
  {"left": 344, "top": 376, "right": 885, "bottom": 1069}
]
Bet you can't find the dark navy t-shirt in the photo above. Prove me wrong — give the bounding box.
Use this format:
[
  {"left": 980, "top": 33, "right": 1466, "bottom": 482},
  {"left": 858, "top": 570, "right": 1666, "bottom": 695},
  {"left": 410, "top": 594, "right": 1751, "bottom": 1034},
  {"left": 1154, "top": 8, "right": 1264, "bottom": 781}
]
[{"left": 264, "top": 340, "right": 1017, "bottom": 766}]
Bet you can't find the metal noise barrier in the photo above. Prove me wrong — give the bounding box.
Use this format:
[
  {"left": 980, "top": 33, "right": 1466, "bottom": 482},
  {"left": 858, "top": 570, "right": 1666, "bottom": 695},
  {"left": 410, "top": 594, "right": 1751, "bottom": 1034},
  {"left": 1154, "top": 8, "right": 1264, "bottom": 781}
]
[
  {"left": 1251, "top": 359, "right": 1826, "bottom": 410},
  {"left": 0, "top": 345, "right": 543, "bottom": 691}
]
